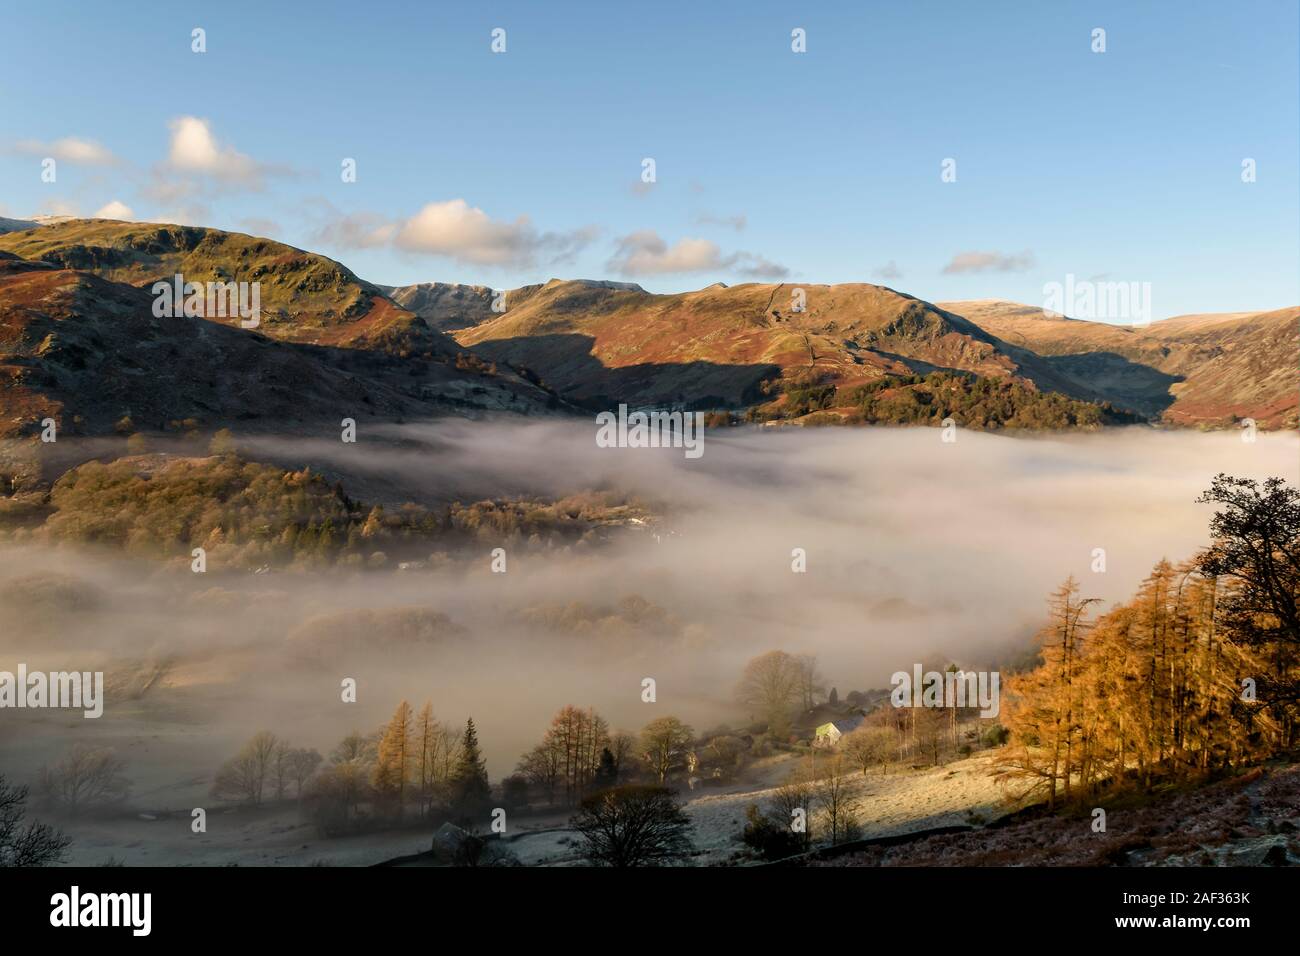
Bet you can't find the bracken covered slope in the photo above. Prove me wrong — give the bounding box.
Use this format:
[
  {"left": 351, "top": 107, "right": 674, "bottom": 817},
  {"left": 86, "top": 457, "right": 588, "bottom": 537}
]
[
  {"left": 0, "top": 219, "right": 461, "bottom": 356},
  {"left": 0, "top": 250, "right": 562, "bottom": 441},
  {"left": 451, "top": 279, "right": 1088, "bottom": 409},
  {"left": 943, "top": 299, "right": 1299, "bottom": 428}
]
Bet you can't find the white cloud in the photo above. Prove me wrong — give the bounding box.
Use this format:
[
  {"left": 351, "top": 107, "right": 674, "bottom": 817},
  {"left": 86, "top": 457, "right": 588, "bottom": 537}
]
[
  {"left": 608, "top": 231, "right": 716, "bottom": 275},
  {"left": 144, "top": 117, "right": 295, "bottom": 210},
  {"left": 93, "top": 200, "right": 134, "bottom": 220},
  {"left": 941, "top": 250, "right": 1035, "bottom": 274},
  {"left": 313, "top": 198, "right": 596, "bottom": 269},
  {"left": 13, "top": 137, "right": 116, "bottom": 165},
  {"left": 165, "top": 116, "right": 267, "bottom": 186},
  {"left": 396, "top": 200, "right": 596, "bottom": 267},
  {"left": 607, "top": 230, "right": 788, "bottom": 278}
]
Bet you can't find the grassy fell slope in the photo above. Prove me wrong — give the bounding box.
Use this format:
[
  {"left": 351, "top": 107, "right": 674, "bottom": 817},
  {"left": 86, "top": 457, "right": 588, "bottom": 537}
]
[
  {"left": 0, "top": 257, "right": 441, "bottom": 440},
  {"left": 0, "top": 255, "right": 567, "bottom": 448},
  {"left": 943, "top": 299, "right": 1299, "bottom": 428},
  {"left": 0, "top": 219, "right": 446, "bottom": 354},
  {"left": 453, "top": 279, "right": 1084, "bottom": 408}
]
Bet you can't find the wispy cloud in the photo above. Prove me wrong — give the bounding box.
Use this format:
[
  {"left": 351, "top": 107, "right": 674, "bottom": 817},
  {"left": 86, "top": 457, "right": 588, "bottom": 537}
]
[
  {"left": 873, "top": 260, "right": 903, "bottom": 281},
  {"left": 941, "top": 250, "right": 1035, "bottom": 274},
  {"left": 238, "top": 217, "right": 283, "bottom": 239},
  {"left": 13, "top": 137, "right": 117, "bottom": 165},
  {"left": 311, "top": 205, "right": 397, "bottom": 249},
  {"left": 36, "top": 198, "right": 79, "bottom": 218},
  {"left": 607, "top": 230, "right": 788, "bottom": 278},
  {"left": 694, "top": 212, "right": 747, "bottom": 231}
]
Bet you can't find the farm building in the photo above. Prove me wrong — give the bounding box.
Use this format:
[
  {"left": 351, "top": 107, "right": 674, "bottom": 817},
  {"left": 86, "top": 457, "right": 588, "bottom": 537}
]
[{"left": 814, "top": 715, "right": 864, "bottom": 747}]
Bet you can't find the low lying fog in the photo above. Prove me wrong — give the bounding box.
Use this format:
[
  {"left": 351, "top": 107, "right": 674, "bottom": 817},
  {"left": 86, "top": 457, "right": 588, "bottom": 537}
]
[{"left": 2, "top": 423, "right": 1296, "bottom": 785}]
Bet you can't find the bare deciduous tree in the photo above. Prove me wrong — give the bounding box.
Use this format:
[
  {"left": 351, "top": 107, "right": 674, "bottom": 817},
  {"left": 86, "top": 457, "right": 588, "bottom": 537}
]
[
  {"left": 330, "top": 730, "right": 378, "bottom": 766},
  {"left": 638, "top": 716, "right": 694, "bottom": 784},
  {"left": 212, "top": 730, "right": 280, "bottom": 806},
  {"left": 736, "top": 650, "right": 802, "bottom": 738},
  {"left": 38, "top": 744, "right": 130, "bottom": 814},
  {"left": 517, "top": 741, "right": 562, "bottom": 806},
  {"left": 812, "top": 756, "right": 860, "bottom": 845},
  {"left": 413, "top": 702, "right": 446, "bottom": 816},
  {"left": 304, "top": 761, "right": 372, "bottom": 836},
  {"left": 769, "top": 776, "right": 813, "bottom": 852},
  {"left": 283, "top": 748, "right": 322, "bottom": 798},
  {"left": 571, "top": 785, "right": 694, "bottom": 867},
  {"left": 608, "top": 730, "right": 637, "bottom": 777},
  {"left": 796, "top": 653, "right": 825, "bottom": 711},
  {"left": 841, "top": 726, "right": 893, "bottom": 776},
  {"left": 1, "top": 775, "right": 69, "bottom": 866}
]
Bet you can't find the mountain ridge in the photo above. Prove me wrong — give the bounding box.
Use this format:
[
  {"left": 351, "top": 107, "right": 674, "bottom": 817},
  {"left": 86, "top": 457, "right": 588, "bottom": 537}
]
[
  {"left": 0, "top": 219, "right": 1291, "bottom": 430},
  {"left": 940, "top": 298, "right": 1298, "bottom": 427}
]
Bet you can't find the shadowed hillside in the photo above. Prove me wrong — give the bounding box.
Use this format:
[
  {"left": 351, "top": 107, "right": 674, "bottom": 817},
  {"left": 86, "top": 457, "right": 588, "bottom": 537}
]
[
  {"left": 0, "top": 249, "right": 567, "bottom": 446},
  {"left": 449, "top": 279, "right": 1093, "bottom": 410},
  {"left": 943, "top": 299, "right": 1299, "bottom": 429},
  {"left": 0, "top": 219, "right": 461, "bottom": 357}
]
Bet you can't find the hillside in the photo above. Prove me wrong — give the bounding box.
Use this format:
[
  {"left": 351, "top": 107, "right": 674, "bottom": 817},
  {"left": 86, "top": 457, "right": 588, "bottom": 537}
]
[
  {"left": 0, "top": 217, "right": 40, "bottom": 235},
  {"left": 943, "top": 299, "right": 1299, "bottom": 428},
  {"left": 0, "top": 219, "right": 455, "bottom": 356},
  {"left": 809, "top": 763, "right": 1300, "bottom": 867},
  {"left": 0, "top": 256, "right": 432, "bottom": 439},
  {"left": 1144, "top": 307, "right": 1299, "bottom": 428},
  {"left": 377, "top": 282, "right": 499, "bottom": 333},
  {"left": 2, "top": 219, "right": 1288, "bottom": 430},
  {"left": 451, "top": 279, "right": 1088, "bottom": 410},
  {"left": 747, "top": 370, "right": 1138, "bottom": 430},
  {"left": 0, "top": 250, "right": 563, "bottom": 444},
  {"left": 5, "top": 451, "right": 651, "bottom": 570}
]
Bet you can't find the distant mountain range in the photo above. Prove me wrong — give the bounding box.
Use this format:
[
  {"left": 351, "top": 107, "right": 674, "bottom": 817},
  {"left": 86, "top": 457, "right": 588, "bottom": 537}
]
[
  {"left": 394, "top": 278, "right": 1296, "bottom": 428},
  {"left": 0, "top": 220, "right": 564, "bottom": 440},
  {"left": 0, "top": 218, "right": 1293, "bottom": 441}
]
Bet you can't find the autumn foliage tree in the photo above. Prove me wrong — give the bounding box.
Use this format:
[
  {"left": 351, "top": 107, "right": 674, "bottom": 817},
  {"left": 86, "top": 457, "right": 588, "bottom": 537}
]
[
  {"left": 373, "top": 700, "right": 414, "bottom": 815},
  {"left": 998, "top": 475, "right": 1300, "bottom": 807},
  {"left": 516, "top": 706, "right": 611, "bottom": 806}
]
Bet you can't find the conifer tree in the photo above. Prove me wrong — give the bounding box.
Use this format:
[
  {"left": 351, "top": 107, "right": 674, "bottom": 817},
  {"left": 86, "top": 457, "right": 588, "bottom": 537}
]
[{"left": 451, "top": 717, "right": 491, "bottom": 817}]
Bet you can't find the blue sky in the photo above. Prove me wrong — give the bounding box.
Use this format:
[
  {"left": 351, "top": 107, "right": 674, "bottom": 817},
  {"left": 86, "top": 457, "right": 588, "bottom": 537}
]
[{"left": 1, "top": 0, "right": 1296, "bottom": 319}]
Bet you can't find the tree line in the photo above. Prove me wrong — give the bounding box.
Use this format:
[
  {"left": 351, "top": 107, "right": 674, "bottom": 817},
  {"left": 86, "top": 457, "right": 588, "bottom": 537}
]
[{"left": 997, "top": 475, "right": 1300, "bottom": 807}]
